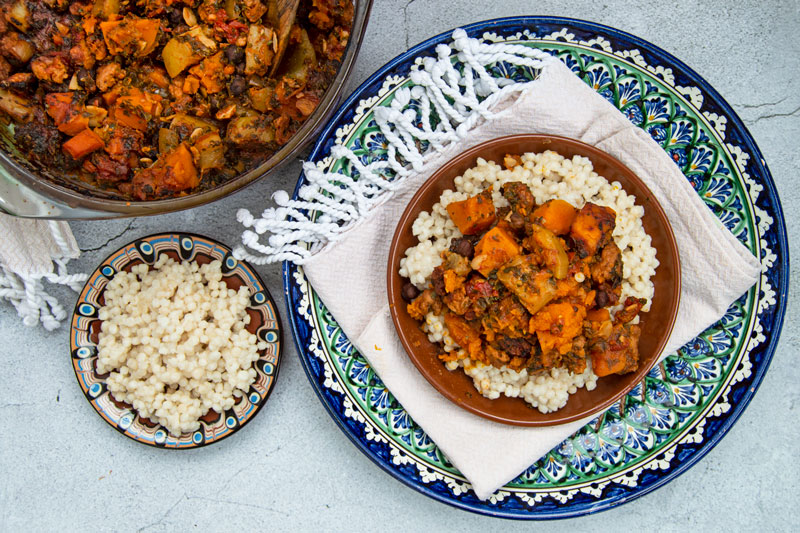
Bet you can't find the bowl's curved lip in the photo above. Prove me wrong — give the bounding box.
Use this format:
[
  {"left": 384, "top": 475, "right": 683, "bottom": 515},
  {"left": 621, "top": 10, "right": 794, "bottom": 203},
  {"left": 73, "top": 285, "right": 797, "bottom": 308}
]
[
  {"left": 0, "top": 0, "right": 374, "bottom": 219},
  {"left": 282, "top": 15, "right": 788, "bottom": 520},
  {"left": 386, "top": 134, "right": 682, "bottom": 427},
  {"left": 69, "top": 231, "right": 284, "bottom": 449}
]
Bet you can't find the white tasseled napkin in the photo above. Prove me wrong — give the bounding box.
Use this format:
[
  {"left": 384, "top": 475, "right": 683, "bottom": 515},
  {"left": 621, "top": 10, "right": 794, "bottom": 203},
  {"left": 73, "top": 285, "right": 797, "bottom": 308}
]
[
  {"left": 0, "top": 214, "right": 86, "bottom": 329},
  {"left": 301, "top": 59, "right": 761, "bottom": 500}
]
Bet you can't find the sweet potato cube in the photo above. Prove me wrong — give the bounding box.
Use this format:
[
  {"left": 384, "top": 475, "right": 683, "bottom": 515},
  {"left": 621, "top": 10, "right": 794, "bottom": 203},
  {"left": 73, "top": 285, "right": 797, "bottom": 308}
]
[
  {"left": 100, "top": 18, "right": 160, "bottom": 57},
  {"left": 529, "top": 302, "right": 586, "bottom": 355},
  {"left": 162, "top": 143, "right": 199, "bottom": 190},
  {"left": 591, "top": 349, "right": 627, "bottom": 377},
  {"left": 62, "top": 128, "right": 104, "bottom": 159},
  {"left": 496, "top": 256, "right": 558, "bottom": 316},
  {"left": 45, "top": 92, "right": 89, "bottom": 135},
  {"left": 471, "top": 225, "right": 520, "bottom": 276},
  {"left": 586, "top": 308, "right": 610, "bottom": 322},
  {"left": 56, "top": 114, "right": 89, "bottom": 136},
  {"left": 443, "top": 313, "right": 482, "bottom": 358},
  {"left": 188, "top": 52, "right": 227, "bottom": 94},
  {"left": 114, "top": 89, "right": 163, "bottom": 131},
  {"left": 569, "top": 202, "right": 616, "bottom": 258},
  {"left": 446, "top": 189, "right": 496, "bottom": 235},
  {"left": 533, "top": 199, "right": 577, "bottom": 235}
]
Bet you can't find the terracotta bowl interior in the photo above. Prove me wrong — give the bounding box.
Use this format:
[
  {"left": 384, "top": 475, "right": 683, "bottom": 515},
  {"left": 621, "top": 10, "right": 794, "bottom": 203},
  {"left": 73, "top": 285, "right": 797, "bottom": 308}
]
[{"left": 387, "top": 135, "right": 681, "bottom": 427}]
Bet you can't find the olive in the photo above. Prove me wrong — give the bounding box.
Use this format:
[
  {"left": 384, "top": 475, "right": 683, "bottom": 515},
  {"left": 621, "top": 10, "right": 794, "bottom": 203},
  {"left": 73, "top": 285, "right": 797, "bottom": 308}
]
[
  {"left": 225, "top": 45, "right": 245, "bottom": 64},
  {"left": 430, "top": 268, "right": 446, "bottom": 296},
  {"left": 449, "top": 237, "right": 474, "bottom": 259},
  {"left": 209, "top": 94, "right": 225, "bottom": 110},
  {"left": 508, "top": 213, "right": 525, "bottom": 231},
  {"left": 76, "top": 68, "right": 95, "bottom": 90},
  {"left": 166, "top": 8, "right": 183, "bottom": 26},
  {"left": 401, "top": 282, "right": 420, "bottom": 303},
  {"left": 595, "top": 291, "right": 610, "bottom": 308},
  {"left": 229, "top": 76, "right": 247, "bottom": 96}
]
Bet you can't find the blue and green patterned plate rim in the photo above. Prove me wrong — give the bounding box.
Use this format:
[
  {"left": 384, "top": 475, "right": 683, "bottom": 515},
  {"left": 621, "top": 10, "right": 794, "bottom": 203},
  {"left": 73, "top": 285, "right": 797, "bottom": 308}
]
[
  {"left": 282, "top": 17, "right": 789, "bottom": 518},
  {"left": 71, "top": 232, "right": 283, "bottom": 449}
]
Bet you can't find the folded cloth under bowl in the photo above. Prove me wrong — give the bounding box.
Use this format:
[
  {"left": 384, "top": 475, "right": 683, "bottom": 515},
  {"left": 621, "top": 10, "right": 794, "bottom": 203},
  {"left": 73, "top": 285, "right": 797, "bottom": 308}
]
[{"left": 243, "top": 33, "right": 761, "bottom": 500}]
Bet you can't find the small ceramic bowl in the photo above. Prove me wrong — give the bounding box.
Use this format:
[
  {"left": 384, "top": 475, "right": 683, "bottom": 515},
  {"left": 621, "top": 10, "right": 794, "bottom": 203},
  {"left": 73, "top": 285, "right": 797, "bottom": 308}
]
[
  {"left": 70, "top": 233, "right": 282, "bottom": 448},
  {"left": 387, "top": 135, "right": 681, "bottom": 427}
]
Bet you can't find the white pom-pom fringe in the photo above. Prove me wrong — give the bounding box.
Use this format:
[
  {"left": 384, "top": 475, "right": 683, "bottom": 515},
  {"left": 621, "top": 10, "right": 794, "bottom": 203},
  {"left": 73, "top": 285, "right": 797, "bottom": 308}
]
[
  {"left": 237, "top": 29, "right": 554, "bottom": 264},
  {"left": 0, "top": 257, "right": 87, "bottom": 331}
]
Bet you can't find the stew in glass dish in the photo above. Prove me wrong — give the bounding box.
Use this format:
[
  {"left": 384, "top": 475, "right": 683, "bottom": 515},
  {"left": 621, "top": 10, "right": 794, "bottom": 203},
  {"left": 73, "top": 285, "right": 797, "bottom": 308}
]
[{"left": 0, "top": 0, "right": 352, "bottom": 200}]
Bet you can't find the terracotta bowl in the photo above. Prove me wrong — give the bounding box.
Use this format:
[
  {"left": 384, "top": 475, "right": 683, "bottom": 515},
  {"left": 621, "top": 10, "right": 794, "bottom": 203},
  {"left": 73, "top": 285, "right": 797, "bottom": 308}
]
[{"left": 387, "top": 135, "right": 681, "bottom": 427}]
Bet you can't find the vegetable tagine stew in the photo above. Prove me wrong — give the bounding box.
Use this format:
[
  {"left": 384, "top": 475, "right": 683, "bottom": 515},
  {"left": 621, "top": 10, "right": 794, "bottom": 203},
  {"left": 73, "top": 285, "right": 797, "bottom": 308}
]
[
  {"left": 402, "top": 171, "right": 648, "bottom": 380},
  {"left": 0, "top": 0, "right": 353, "bottom": 200}
]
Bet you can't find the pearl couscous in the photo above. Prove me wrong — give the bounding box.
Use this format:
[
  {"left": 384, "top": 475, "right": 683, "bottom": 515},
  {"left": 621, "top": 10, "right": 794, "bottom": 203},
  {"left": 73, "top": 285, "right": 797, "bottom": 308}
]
[{"left": 96, "top": 255, "right": 265, "bottom": 436}]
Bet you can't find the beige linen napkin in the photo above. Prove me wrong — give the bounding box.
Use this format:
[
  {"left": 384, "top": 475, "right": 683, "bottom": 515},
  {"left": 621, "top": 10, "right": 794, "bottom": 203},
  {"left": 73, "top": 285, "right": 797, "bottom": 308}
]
[
  {"left": 302, "top": 59, "right": 761, "bottom": 500},
  {"left": 0, "top": 214, "right": 85, "bottom": 329}
]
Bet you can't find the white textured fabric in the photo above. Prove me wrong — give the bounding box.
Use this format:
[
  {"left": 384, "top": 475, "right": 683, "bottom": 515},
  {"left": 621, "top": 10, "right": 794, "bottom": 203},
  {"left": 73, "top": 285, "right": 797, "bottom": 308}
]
[
  {"left": 235, "top": 30, "right": 555, "bottom": 263},
  {"left": 301, "top": 59, "right": 761, "bottom": 500},
  {"left": 0, "top": 214, "right": 86, "bottom": 330}
]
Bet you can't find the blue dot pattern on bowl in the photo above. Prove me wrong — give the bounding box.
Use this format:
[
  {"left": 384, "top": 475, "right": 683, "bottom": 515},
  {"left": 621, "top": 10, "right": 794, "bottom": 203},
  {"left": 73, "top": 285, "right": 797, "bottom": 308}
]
[
  {"left": 118, "top": 414, "right": 134, "bottom": 430},
  {"left": 76, "top": 346, "right": 93, "bottom": 358}
]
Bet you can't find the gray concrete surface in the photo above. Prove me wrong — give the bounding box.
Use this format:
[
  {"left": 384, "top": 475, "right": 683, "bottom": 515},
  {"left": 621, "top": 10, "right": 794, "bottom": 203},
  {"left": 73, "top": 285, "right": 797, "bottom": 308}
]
[{"left": 1, "top": 0, "right": 797, "bottom": 530}]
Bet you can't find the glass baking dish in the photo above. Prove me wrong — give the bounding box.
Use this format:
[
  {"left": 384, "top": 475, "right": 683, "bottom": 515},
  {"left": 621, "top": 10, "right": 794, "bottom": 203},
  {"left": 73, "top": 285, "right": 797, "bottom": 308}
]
[{"left": 0, "top": 0, "right": 373, "bottom": 219}]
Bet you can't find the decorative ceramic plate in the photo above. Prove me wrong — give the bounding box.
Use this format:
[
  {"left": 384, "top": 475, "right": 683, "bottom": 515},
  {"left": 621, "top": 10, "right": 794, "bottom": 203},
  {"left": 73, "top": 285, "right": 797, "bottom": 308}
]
[
  {"left": 283, "top": 17, "right": 788, "bottom": 518},
  {"left": 71, "top": 233, "right": 282, "bottom": 449}
]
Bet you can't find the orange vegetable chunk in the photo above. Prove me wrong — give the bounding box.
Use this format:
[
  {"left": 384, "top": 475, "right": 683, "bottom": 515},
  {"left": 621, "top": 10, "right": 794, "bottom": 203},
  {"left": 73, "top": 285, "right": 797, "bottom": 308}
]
[
  {"left": 188, "top": 52, "right": 227, "bottom": 94},
  {"left": 446, "top": 189, "right": 496, "bottom": 235},
  {"left": 533, "top": 199, "right": 577, "bottom": 235},
  {"left": 62, "top": 128, "right": 104, "bottom": 159},
  {"left": 591, "top": 350, "right": 627, "bottom": 377},
  {"left": 100, "top": 17, "right": 160, "bottom": 57},
  {"left": 45, "top": 92, "right": 89, "bottom": 136},
  {"left": 569, "top": 202, "right": 616, "bottom": 258},
  {"left": 162, "top": 143, "right": 199, "bottom": 190},
  {"left": 114, "top": 89, "right": 163, "bottom": 131},
  {"left": 471, "top": 225, "right": 521, "bottom": 276},
  {"left": 131, "top": 143, "right": 198, "bottom": 199},
  {"left": 529, "top": 302, "right": 586, "bottom": 355},
  {"left": 443, "top": 313, "right": 482, "bottom": 358},
  {"left": 586, "top": 308, "right": 611, "bottom": 322}
]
